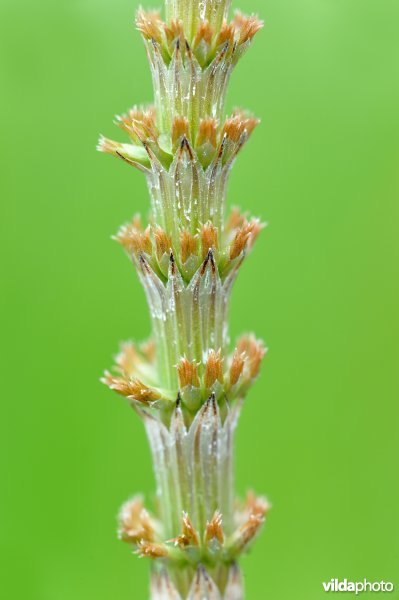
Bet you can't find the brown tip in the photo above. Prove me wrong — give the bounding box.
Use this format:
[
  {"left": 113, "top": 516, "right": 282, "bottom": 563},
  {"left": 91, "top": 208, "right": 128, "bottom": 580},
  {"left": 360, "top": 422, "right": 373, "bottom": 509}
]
[
  {"left": 230, "top": 492, "right": 269, "bottom": 553},
  {"left": 118, "top": 497, "right": 155, "bottom": 544},
  {"left": 97, "top": 135, "right": 121, "bottom": 156},
  {"left": 153, "top": 226, "right": 172, "bottom": 260},
  {"left": 116, "top": 221, "right": 152, "bottom": 256},
  {"left": 237, "top": 335, "right": 267, "bottom": 378},
  {"left": 230, "top": 349, "right": 245, "bottom": 386},
  {"left": 200, "top": 222, "right": 219, "bottom": 259},
  {"left": 136, "top": 10, "right": 163, "bottom": 44},
  {"left": 180, "top": 230, "right": 198, "bottom": 263},
  {"left": 120, "top": 106, "right": 158, "bottom": 146},
  {"left": 244, "top": 491, "right": 271, "bottom": 518},
  {"left": 217, "top": 21, "right": 235, "bottom": 48},
  {"left": 205, "top": 511, "right": 224, "bottom": 545},
  {"left": 172, "top": 116, "right": 189, "bottom": 149},
  {"left": 233, "top": 11, "right": 264, "bottom": 44},
  {"left": 235, "top": 514, "right": 264, "bottom": 551},
  {"left": 229, "top": 219, "right": 261, "bottom": 260},
  {"left": 137, "top": 540, "right": 169, "bottom": 559},
  {"left": 181, "top": 512, "right": 199, "bottom": 546},
  {"left": 177, "top": 357, "right": 200, "bottom": 388},
  {"left": 204, "top": 350, "right": 224, "bottom": 389},
  {"left": 102, "top": 371, "right": 160, "bottom": 404},
  {"left": 193, "top": 21, "right": 213, "bottom": 49},
  {"left": 225, "top": 207, "right": 247, "bottom": 232},
  {"left": 163, "top": 20, "right": 184, "bottom": 47},
  {"left": 222, "top": 111, "right": 260, "bottom": 145},
  {"left": 196, "top": 117, "right": 218, "bottom": 148},
  {"left": 171, "top": 512, "right": 200, "bottom": 548}
]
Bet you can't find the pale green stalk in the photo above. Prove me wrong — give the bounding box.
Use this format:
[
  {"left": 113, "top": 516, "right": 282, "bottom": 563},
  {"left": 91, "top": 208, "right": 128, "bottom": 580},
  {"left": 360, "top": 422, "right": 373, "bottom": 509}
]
[{"left": 99, "top": 1, "right": 269, "bottom": 597}]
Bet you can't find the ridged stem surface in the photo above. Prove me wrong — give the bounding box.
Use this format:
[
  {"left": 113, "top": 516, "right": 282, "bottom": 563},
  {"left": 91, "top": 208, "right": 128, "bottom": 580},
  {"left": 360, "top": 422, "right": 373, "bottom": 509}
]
[{"left": 99, "top": 1, "right": 268, "bottom": 597}]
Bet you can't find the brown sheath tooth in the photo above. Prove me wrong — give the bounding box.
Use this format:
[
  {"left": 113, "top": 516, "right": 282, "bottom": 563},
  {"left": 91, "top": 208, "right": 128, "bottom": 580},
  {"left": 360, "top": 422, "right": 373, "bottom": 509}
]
[
  {"left": 237, "top": 335, "right": 267, "bottom": 378},
  {"left": 230, "top": 221, "right": 256, "bottom": 260},
  {"left": 197, "top": 117, "right": 218, "bottom": 148},
  {"left": 118, "top": 497, "right": 155, "bottom": 543},
  {"left": 204, "top": 350, "right": 224, "bottom": 389},
  {"left": 170, "top": 512, "right": 199, "bottom": 548},
  {"left": 205, "top": 510, "right": 224, "bottom": 545},
  {"left": 101, "top": 371, "right": 160, "bottom": 404},
  {"left": 177, "top": 357, "right": 200, "bottom": 388},
  {"left": 200, "top": 222, "right": 219, "bottom": 259},
  {"left": 136, "top": 10, "right": 163, "bottom": 44},
  {"left": 136, "top": 540, "right": 169, "bottom": 559},
  {"left": 153, "top": 226, "right": 172, "bottom": 261},
  {"left": 116, "top": 223, "right": 151, "bottom": 256},
  {"left": 231, "top": 512, "right": 265, "bottom": 552},
  {"left": 180, "top": 230, "right": 198, "bottom": 263},
  {"left": 233, "top": 12, "right": 264, "bottom": 44},
  {"left": 222, "top": 111, "right": 260, "bottom": 145},
  {"left": 243, "top": 491, "right": 271, "bottom": 519},
  {"left": 126, "top": 106, "right": 158, "bottom": 142},
  {"left": 217, "top": 21, "right": 234, "bottom": 47},
  {"left": 172, "top": 116, "right": 189, "bottom": 148},
  {"left": 225, "top": 207, "right": 247, "bottom": 232},
  {"left": 193, "top": 21, "right": 213, "bottom": 49},
  {"left": 183, "top": 512, "right": 200, "bottom": 547},
  {"left": 230, "top": 349, "right": 245, "bottom": 385}
]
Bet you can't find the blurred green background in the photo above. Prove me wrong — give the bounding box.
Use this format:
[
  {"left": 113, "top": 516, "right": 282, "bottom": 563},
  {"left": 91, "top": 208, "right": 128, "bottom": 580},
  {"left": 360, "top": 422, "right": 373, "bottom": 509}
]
[{"left": 1, "top": 0, "right": 398, "bottom": 598}]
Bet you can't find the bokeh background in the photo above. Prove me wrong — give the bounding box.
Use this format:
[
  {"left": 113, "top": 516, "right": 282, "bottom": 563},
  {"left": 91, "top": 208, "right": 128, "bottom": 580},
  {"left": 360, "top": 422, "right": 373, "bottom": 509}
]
[{"left": 1, "top": 0, "right": 398, "bottom": 598}]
